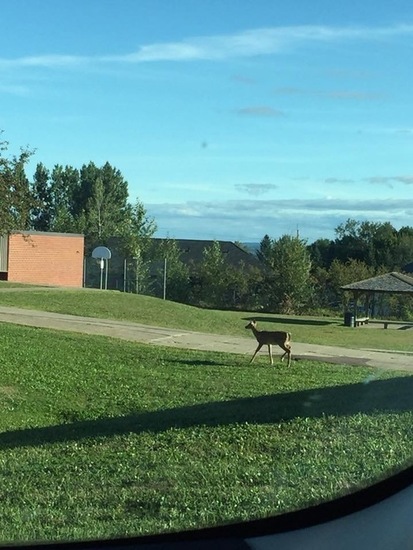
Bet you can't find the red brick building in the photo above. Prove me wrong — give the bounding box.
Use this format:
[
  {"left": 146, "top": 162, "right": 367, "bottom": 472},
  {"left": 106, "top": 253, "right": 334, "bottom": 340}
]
[{"left": 0, "top": 231, "right": 84, "bottom": 287}]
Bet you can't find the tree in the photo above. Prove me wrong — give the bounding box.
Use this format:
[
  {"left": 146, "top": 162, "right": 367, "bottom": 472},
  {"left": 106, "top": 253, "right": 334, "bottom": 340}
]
[
  {"left": 0, "top": 134, "right": 34, "bottom": 234},
  {"left": 395, "top": 227, "right": 413, "bottom": 269},
  {"left": 310, "top": 265, "right": 334, "bottom": 310},
  {"left": 30, "top": 160, "right": 156, "bottom": 258},
  {"left": 30, "top": 159, "right": 157, "bottom": 293},
  {"left": 79, "top": 162, "right": 130, "bottom": 240},
  {"left": 148, "top": 238, "right": 190, "bottom": 302},
  {"left": 333, "top": 219, "right": 367, "bottom": 264},
  {"left": 31, "top": 163, "right": 52, "bottom": 231},
  {"left": 370, "top": 222, "right": 398, "bottom": 269},
  {"left": 328, "top": 258, "right": 373, "bottom": 290},
  {"left": 115, "top": 199, "right": 157, "bottom": 295},
  {"left": 30, "top": 163, "right": 81, "bottom": 233},
  {"left": 308, "top": 238, "right": 335, "bottom": 269},
  {"left": 191, "top": 241, "right": 230, "bottom": 307},
  {"left": 224, "top": 261, "right": 264, "bottom": 310},
  {"left": 328, "top": 258, "right": 374, "bottom": 310},
  {"left": 257, "top": 234, "right": 272, "bottom": 265},
  {"left": 332, "top": 218, "right": 413, "bottom": 272},
  {"left": 120, "top": 199, "right": 157, "bottom": 258},
  {"left": 258, "top": 234, "right": 313, "bottom": 314}
]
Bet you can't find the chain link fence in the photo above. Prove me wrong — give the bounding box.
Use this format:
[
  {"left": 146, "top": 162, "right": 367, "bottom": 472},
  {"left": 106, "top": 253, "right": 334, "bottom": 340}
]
[{"left": 83, "top": 256, "right": 167, "bottom": 297}]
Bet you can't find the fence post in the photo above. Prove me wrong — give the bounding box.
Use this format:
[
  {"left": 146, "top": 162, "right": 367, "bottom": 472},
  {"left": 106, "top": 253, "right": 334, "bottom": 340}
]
[
  {"left": 163, "top": 257, "right": 167, "bottom": 300},
  {"left": 133, "top": 256, "right": 139, "bottom": 294}
]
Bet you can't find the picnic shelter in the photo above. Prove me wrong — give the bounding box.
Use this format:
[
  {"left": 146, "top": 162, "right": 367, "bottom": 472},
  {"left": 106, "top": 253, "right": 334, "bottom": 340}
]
[{"left": 341, "top": 272, "right": 413, "bottom": 327}]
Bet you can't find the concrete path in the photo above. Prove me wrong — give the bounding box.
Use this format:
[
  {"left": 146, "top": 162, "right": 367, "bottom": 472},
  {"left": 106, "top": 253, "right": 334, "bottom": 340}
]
[{"left": 0, "top": 305, "right": 412, "bottom": 372}]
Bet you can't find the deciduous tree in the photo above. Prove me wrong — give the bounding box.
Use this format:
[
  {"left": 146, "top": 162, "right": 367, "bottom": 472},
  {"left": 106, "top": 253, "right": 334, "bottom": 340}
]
[
  {"left": 0, "top": 135, "right": 34, "bottom": 234},
  {"left": 191, "top": 241, "right": 229, "bottom": 307},
  {"left": 148, "top": 238, "right": 190, "bottom": 302},
  {"left": 259, "top": 234, "right": 313, "bottom": 314}
]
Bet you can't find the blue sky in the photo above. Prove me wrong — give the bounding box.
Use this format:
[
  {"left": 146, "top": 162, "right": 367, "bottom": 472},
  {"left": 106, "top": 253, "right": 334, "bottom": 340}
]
[{"left": 1, "top": 0, "right": 413, "bottom": 244}]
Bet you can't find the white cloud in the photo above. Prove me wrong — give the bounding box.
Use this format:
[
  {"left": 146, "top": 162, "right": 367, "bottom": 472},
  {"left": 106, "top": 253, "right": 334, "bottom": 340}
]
[
  {"left": 2, "top": 24, "right": 413, "bottom": 68},
  {"left": 147, "top": 198, "right": 413, "bottom": 242},
  {"left": 0, "top": 54, "right": 88, "bottom": 69},
  {"left": 365, "top": 175, "right": 413, "bottom": 185},
  {"left": 235, "top": 183, "right": 279, "bottom": 195}
]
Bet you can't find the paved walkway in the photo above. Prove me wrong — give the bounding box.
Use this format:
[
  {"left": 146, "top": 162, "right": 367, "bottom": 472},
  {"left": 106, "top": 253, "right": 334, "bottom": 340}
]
[{"left": 0, "top": 305, "right": 412, "bottom": 372}]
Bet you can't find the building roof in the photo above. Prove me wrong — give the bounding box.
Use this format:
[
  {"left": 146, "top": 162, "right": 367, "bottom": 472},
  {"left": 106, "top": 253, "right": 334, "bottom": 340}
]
[
  {"left": 341, "top": 272, "right": 413, "bottom": 294},
  {"left": 152, "top": 238, "right": 262, "bottom": 269}
]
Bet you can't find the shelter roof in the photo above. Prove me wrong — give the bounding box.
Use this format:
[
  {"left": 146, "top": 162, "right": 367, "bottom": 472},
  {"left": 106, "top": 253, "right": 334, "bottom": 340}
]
[{"left": 341, "top": 272, "right": 413, "bottom": 294}]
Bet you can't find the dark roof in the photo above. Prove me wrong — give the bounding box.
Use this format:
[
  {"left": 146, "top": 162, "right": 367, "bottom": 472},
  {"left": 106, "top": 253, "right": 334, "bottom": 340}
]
[
  {"left": 341, "top": 272, "right": 413, "bottom": 293},
  {"left": 152, "top": 238, "right": 262, "bottom": 269}
]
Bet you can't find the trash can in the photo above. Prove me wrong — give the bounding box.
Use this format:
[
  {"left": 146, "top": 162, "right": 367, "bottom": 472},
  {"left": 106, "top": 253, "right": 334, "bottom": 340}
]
[{"left": 344, "top": 311, "right": 355, "bottom": 327}]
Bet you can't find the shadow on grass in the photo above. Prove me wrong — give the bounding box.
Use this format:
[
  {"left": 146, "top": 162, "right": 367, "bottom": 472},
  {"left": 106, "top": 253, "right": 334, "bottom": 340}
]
[
  {"left": 2, "top": 375, "right": 413, "bottom": 450},
  {"left": 170, "top": 359, "right": 225, "bottom": 366},
  {"left": 243, "top": 316, "right": 335, "bottom": 327},
  {"left": 167, "top": 358, "right": 241, "bottom": 367}
]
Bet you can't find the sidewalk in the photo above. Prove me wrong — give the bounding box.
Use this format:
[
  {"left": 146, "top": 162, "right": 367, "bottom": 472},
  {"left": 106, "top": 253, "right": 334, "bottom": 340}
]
[{"left": 0, "top": 305, "right": 412, "bottom": 372}]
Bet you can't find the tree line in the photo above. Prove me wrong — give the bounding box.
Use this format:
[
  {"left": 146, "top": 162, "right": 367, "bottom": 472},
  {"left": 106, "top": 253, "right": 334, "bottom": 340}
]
[
  {"left": 0, "top": 134, "right": 156, "bottom": 254},
  {"left": 2, "top": 134, "right": 413, "bottom": 319},
  {"left": 132, "top": 224, "right": 413, "bottom": 320},
  {"left": 307, "top": 219, "right": 413, "bottom": 318}
]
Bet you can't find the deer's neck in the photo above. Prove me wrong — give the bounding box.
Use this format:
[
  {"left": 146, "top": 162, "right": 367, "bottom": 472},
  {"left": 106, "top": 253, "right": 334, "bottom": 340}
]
[{"left": 251, "top": 326, "right": 261, "bottom": 339}]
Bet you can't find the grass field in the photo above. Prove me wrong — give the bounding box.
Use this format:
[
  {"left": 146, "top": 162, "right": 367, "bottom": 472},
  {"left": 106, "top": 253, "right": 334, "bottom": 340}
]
[
  {"left": 0, "top": 284, "right": 412, "bottom": 351},
  {"left": 0, "top": 285, "right": 412, "bottom": 543}
]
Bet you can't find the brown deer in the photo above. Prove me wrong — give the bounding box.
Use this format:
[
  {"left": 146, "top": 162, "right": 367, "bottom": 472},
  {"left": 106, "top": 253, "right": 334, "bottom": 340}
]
[{"left": 245, "top": 320, "right": 292, "bottom": 367}]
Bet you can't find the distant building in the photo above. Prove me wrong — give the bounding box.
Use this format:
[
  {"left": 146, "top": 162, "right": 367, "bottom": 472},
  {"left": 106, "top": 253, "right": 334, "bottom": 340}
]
[
  {"left": 153, "top": 238, "right": 262, "bottom": 270},
  {"left": 0, "top": 231, "right": 84, "bottom": 287},
  {"left": 83, "top": 237, "right": 263, "bottom": 291}
]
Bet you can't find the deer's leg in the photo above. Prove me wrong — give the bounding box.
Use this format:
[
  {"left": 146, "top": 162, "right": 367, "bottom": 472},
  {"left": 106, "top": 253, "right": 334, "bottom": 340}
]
[
  {"left": 267, "top": 344, "right": 274, "bottom": 365},
  {"left": 286, "top": 350, "right": 291, "bottom": 367},
  {"left": 250, "top": 343, "right": 263, "bottom": 363},
  {"left": 280, "top": 344, "right": 292, "bottom": 367}
]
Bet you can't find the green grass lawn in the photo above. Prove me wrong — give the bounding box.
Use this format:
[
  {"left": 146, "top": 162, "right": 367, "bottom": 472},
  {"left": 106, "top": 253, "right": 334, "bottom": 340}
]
[
  {"left": 0, "top": 285, "right": 412, "bottom": 351},
  {"left": 0, "top": 318, "right": 412, "bottom": 543}
]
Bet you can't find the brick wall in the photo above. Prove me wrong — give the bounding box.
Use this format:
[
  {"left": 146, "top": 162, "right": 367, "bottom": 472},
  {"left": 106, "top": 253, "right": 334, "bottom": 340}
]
[{"left": 7, "top": 232, "right": 84, "bottom": 287}]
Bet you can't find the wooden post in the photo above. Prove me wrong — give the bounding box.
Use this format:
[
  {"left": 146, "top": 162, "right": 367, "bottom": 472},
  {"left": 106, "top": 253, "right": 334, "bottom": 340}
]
[{"left": 353, "top": 291, "right": 359, "bottom": 327}]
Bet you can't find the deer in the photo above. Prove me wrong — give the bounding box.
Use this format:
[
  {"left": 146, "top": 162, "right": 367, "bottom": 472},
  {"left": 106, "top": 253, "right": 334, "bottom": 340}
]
[{"left": 245, "top": 320, "right": 292, "bottom": 367}]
